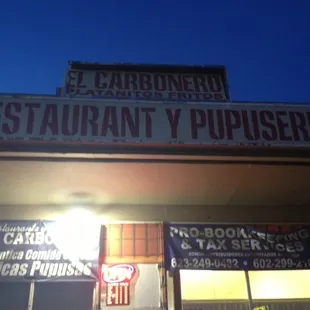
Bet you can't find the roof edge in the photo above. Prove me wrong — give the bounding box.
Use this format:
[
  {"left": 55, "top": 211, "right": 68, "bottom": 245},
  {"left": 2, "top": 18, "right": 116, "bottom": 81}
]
[{"left": 68, "top": 61, "right": 227, "bottom": 75}]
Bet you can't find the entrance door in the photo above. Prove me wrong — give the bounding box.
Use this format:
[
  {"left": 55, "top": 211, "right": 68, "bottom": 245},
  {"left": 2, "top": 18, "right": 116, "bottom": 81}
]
[{"left": 33, "top": 282, "right": 95, "bottom": 310}]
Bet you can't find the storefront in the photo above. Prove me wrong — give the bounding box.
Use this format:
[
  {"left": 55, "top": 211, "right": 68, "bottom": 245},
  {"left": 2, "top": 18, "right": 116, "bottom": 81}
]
[
  {"left": 2, "top": 220, "right": 310, "bottom": 309},
  {"left": 165, "top": 223, "right": 310, "bottom": 310},
  {"left": 0, "top": 220, "right": 165, "bottom": 309},
  {"left": 0, "top": 218, "right": 99, "bottom": 310},
  {"left": 0, "top": 62, "right": 310, "bottom": 309}
]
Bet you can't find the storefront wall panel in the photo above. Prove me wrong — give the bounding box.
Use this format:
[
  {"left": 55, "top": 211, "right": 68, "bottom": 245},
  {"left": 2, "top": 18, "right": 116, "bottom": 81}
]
[{"left": 101, "top": 223, "right": 166, "bottom": 310}]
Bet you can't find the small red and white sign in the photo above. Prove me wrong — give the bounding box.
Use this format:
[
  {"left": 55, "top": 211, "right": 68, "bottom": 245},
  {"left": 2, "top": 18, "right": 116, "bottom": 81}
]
[
  {"left": 103, "top": 264, "right": 136, "bottom": 306},
  {"left": 63, "top": 70, "right": 227, "bottom": 101},
  {"left": 0, "top": 96, "right": 310, "bottom": 148},
  {"left": 103, "top": 264, "right": 136, "bottom": 283}
]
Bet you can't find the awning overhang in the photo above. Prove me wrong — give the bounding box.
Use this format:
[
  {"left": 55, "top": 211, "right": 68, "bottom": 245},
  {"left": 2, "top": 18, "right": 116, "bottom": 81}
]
[{"left": 0, "top": 149, "right": 310, "bottom": 223}]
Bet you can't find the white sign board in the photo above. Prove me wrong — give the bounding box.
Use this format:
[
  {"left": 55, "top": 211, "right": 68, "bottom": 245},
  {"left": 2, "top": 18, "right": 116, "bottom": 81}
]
[{"left": 0, "top": 97, "right": 309, "bottom": 147}]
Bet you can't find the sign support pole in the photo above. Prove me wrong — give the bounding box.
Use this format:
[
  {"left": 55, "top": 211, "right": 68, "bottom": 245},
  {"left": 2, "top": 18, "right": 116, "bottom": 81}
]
[
  {"left": 244, "top": 270, "right": 254, "bottom": 310},
  {"left": 173, "top": 270, "right": 182, "bottom": 310},
  {"left": 27, "top": 281, "right": 35, "bottom": 310}
]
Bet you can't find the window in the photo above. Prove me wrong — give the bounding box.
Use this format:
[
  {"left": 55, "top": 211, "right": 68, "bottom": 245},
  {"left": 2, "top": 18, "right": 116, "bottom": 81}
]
[
  {"left": 103, "top": 224, "right": 163, "bottom": 264},
  {"left": 249, "top": 270, "right": 310, "bottom": 300},
  {"left": 101, "top": 264, "right": 161, "bottom": 309},
  {"left": 181, "top": 270, "right": 248, "bottom": 301}
]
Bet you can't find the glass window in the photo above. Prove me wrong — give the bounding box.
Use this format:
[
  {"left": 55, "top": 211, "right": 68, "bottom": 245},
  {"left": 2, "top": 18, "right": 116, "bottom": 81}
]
[
  {"left": 101, "top": 264, "right": 161, "bottom": 309},
  {"left": 181, "top": 270, "right": 248, "bottom": 300},
  {"left": 0, "top": 283, "right": 29, "bottom": 310},
  {"left": 104, "top": 224, "right": 163, "bottom": 263},
  {"left": 249, "top": 270, "right": 310, "bottom": 300},
  {"left": 33, "top": 282, "right": 95, "bottom": 310}
]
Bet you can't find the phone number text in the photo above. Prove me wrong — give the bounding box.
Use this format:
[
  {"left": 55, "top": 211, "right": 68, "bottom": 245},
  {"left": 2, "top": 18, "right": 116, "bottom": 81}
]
[
  {"left": 170, "top": 257, "right": 310, "bottom": 270},
  {"left": 170, "top": 258, "right": 240, "bottom": 269}
]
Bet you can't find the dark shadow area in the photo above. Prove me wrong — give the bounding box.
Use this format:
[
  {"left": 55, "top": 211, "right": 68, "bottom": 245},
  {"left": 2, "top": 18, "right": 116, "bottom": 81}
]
[
  {"left": 0, "top": 282, "right": 29, "bottom": 310},
  {"left": 33, "top": 282, "right": 94, "bottom": 310}
]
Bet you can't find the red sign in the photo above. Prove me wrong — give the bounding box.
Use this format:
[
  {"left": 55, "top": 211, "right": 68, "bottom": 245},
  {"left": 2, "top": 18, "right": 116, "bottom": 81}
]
[
  {"left": 106, "top": 282, "right": 130, "bottom": 306},
  {"left": 1, "top": 96, "right": 310, "bottom": 148},
  {"left": 63, "top": 70, "right": 227, "bottom": 101},
  {"left": 103, "top": 264, "right": 135, "bottom": 306}
]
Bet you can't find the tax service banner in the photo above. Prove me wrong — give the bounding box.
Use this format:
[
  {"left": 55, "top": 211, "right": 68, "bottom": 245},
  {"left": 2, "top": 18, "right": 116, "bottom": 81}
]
[{"left": 164, "top": 223, "right": 310, "bottom": 271}]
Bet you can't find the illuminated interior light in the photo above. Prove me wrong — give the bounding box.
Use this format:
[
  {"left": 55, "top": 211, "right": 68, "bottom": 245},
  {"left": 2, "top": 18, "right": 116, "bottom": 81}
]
[
  {"left": 181, "top": 270, "right": 310, "bottom": 300},
  {"left": 48, "top": 207, "right": 101, "bottom": 264}
]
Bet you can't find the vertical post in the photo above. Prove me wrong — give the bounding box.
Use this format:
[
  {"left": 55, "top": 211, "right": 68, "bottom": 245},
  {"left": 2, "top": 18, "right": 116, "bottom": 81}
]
[
  {"left": 163, "top": 267, "right": 168, "bottom": 310},
  {"left": 27, "top": 281, "right": 35, "bottom": 310},
  {"left": 244, "top": 270, "right": 254, "bottom": 310},
  {"left": 161, "top": 223, "right": 168, "bottom": 310},
  {"left": 97, "top": 224, "right": 106, "bottom": 310},
  {"left": 92, "top": 281, "right": 100, "bottom": 310},
  {"left": 173, "top": 270, "right": 182, "bottom": 310},
  {"left": 97, "top": 275, "right": 102, "bottom": 309}
]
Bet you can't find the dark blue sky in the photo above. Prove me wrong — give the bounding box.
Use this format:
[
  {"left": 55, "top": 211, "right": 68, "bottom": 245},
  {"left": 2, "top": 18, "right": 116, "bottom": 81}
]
[{"left": 0, "top": 0, "right": 309, "bottom": 102}]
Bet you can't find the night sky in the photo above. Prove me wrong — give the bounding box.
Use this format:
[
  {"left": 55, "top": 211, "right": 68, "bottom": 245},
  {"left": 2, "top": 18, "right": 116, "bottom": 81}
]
[{"left": 0, "top": 0, "right": 309, "bottom": 102}]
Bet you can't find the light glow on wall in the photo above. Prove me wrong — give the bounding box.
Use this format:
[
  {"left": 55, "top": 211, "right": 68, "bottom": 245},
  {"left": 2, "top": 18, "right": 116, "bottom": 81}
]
[{"left": 48, "top": 207, "right": 101, "bottom": 263}]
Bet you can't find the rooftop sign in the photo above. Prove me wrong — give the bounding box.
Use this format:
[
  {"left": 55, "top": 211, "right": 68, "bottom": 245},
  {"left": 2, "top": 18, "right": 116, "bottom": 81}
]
[{"left": 61, "top": 62, "right": 229, "bottom": 102}]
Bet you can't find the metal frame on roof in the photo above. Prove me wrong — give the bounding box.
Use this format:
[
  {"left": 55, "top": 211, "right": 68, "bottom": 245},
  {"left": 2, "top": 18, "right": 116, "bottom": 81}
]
[{"left": 68, "top": 60, "right": 226, "bottom": 75}]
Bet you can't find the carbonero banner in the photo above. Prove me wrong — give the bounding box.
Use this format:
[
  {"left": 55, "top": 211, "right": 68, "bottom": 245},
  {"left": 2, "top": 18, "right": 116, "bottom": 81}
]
[
  {"left": 164, "top": 223, "right": 310, "bottom": 271},
  {"left": 0, "top": 220, "right": 100, "bottom": 282},
  {"left": 62, "top": 63, "right": 229, "bottom": 102},
  {"left": 1, "top": 96, "right": 310, "bottom": 148}
]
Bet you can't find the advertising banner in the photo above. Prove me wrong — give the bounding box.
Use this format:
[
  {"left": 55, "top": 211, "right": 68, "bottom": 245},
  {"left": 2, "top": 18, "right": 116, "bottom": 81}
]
[
  {"left": 63, "top": 69, "right": 227, "bottom": 101},
  {"left": 0, "top": 220, "right": 100, "bottom": 282},
  {"left": 1, "top": 96, "right": 310, "bottom": 148},
  {"left": 164, "top": 223, "right": 310, "bottom": 271}
]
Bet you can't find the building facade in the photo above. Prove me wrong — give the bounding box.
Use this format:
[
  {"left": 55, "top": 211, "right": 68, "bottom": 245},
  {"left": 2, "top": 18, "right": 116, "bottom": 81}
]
[{"left": 0, "top": 62, "right": 310, "bottom": 310}]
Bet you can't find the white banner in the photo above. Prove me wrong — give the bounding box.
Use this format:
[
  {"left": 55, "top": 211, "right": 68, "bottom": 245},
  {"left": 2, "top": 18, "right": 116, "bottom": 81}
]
[{"left": 0, "top": 97, "right": 310, "bottom": 147}]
